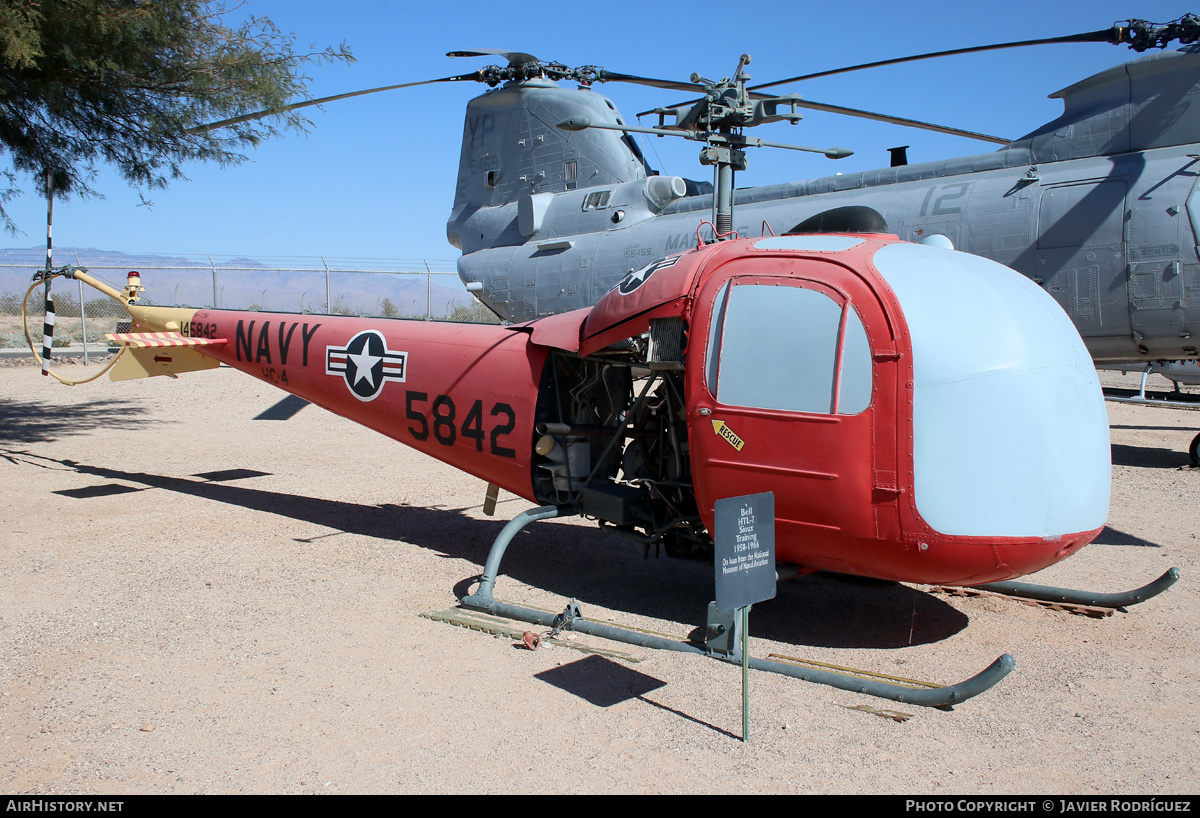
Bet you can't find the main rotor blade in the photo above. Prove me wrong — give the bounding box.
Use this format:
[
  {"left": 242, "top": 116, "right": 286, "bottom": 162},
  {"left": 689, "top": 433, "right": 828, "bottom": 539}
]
[
  {"left": 649, "top": 22, "right": 1153, "bottom": 110},
  {"left": 447, "top": 49, "right": 540, "bottom": 68},
  {"left": 636, "top": 21, "right": 1177, "bottom": 136},
  {"left": 595, "top": 69, "right": 705, "bottom": 94},
  {"left": 747, "top": 28, "right": 1122, "bottom": 93},
  {"left": 789, "top": 98, "right": 1012, "bottom": 145},
  {"left": 186, "top": 74, "right": 478, "bottom": 135}
]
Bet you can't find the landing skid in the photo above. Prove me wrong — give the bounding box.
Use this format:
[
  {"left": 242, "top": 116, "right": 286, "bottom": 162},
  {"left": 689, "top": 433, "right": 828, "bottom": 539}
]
[
  {"left": 1101, "top": 365, "right": 1200, "bottom": 466},
  {"left": 1101, "top": 361, "right": 1200, "bottom": 405},
  {"left": 971, "top": 568, "right": 1180, "bottom": 610},
  {"left": 458, "top": 505, "right": 1014, "bottom": 708}
]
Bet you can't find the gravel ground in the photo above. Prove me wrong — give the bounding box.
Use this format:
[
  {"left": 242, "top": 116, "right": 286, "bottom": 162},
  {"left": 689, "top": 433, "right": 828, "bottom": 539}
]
[{"left": 0, "top": 361, "right": 1197, "bottom": 795}]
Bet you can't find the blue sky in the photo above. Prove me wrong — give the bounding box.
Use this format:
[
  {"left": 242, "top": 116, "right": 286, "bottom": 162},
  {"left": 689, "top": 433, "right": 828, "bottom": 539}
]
[{"left": 2, "top": 0, "right": 1196, "bottom": 263}]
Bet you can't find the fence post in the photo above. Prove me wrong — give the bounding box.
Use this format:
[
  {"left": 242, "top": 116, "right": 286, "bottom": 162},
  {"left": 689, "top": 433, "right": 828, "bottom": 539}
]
[
  {"left": 323, "top": 257, "right": 331, "bottom": 314},
  {"left": 72, "top": 251, "right": 89, "bottom": 365},
  {"left": 208, "top": 255, "right": 218, "bottom": 308},
  {"left": 79, "top": 276, "right": 89, "bottom": 365},
  {"left": 424, "top": 260, "right": 432, "bottom": 320}
]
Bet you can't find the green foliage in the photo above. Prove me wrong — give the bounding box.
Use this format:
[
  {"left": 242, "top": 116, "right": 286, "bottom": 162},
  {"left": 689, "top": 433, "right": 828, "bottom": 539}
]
[
  {"left": 85, "top": 296, "right": 117, "bottom": 316},
  {"left": 48, "top": 289, "right": 78, "bottom": 316},
  {"left": 379, "top": 297, "right": 399, "bottom": 318},
  {"left": 0, "top": 2, "right": 43, "bottom": 71},
  {"left": 0, "top": 0, "right": 352, "bottom": 229}
]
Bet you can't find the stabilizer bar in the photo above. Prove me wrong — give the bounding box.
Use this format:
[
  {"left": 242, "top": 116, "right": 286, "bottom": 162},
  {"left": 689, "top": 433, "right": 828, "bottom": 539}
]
[{"left": 974, "top": 568, "right": 1179, "bottom": 609}]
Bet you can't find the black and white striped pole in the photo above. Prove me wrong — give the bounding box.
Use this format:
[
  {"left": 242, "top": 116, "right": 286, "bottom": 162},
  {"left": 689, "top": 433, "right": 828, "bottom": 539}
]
[{"left": 41, "top": 169, "right": 54, "bottom": 376}]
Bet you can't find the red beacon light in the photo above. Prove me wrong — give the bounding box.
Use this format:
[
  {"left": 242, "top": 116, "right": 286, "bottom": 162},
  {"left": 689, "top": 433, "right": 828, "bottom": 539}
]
[{"left": 123, "top": 270, "right": 144, "bottom": 302}]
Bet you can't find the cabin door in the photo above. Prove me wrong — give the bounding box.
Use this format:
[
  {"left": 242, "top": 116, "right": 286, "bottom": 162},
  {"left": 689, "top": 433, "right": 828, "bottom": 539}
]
[{"left": 687, "top": 267, "right": 889, "bottom": 569}]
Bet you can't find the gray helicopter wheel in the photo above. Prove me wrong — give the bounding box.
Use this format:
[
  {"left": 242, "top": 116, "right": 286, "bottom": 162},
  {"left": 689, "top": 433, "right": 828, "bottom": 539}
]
[{"left": 1190, "top": 432, "right": 1200, "bottom": 468}]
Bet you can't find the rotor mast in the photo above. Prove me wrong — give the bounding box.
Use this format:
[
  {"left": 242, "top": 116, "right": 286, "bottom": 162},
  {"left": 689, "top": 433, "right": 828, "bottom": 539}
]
[
  {"left": 694, "top": 55, "right": 755, "bottom": 237},
  {"left": 558, "top": 53, "right": 851, "bottom": 242},
  {"left": 653, "top": 54, "right": 852, "bottom": 239}
]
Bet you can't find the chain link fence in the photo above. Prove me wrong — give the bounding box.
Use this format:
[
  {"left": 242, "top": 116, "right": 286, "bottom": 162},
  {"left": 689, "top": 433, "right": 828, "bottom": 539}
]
[{"left": 1, "top": 253, "right": 495, "bottom": 357}]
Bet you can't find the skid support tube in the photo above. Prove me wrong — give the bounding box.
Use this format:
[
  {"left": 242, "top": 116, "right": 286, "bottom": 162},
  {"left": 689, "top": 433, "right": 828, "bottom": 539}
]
[
  {"left": 465, "top": 505, "right": 577, "bottom": 606},
  {"left": 459, "top": 505, "right": 1014, "bottom": 707},
  {"left": 974, "top": 568, "right": 1179, "bottom": 609}
]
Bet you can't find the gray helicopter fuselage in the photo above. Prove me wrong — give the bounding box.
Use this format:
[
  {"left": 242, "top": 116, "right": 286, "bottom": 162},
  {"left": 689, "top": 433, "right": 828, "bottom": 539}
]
[{"left": 451, "top": 47, "right": 1200, "bottom": 363}]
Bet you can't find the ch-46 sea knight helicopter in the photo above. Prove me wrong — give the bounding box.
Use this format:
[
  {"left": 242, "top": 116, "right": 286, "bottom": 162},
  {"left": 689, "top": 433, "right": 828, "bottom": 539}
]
[
  {"left": 437, "top": 21, "right": 1200, "bottom": 366},
  {"left": 187, "top": 15, "right": 1200, "bottom": 368},
  {"left": 422, "top": 17, "right": 1200, "bottom": 463},
  {"left": 23, "top": 19, "right": 1186, "bottom": 706}
]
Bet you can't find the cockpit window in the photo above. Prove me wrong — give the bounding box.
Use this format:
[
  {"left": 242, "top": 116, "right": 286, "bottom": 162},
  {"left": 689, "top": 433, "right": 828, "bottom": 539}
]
[{"left": 708, "top": 282, "right": 872, "bottom": 414}]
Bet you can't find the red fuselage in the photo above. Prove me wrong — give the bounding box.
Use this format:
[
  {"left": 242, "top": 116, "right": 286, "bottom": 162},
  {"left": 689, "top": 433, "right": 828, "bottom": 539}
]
[{"left": 144, "top": 234, "right": 1109, "bottom": 586}]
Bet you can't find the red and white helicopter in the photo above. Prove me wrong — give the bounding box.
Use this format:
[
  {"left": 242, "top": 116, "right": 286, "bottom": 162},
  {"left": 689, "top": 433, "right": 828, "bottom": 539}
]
[{"left": 28, "top": 223, "right": 1176, "bottom": 706}]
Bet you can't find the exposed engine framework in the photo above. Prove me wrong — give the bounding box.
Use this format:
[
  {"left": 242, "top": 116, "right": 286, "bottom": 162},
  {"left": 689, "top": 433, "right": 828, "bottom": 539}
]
[{"left": 532, "top": 342, "right": 709, "bottom": 558}]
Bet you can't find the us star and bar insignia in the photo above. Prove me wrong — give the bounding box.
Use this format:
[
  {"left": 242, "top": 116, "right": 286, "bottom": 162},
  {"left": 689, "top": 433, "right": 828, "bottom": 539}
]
[{"left": 326, "top": 330, "right": 407, "bottom": 401}]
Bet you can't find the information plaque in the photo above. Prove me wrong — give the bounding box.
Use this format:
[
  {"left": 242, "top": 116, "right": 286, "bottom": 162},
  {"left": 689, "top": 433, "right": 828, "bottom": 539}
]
[{"left": 714, "top": 492, "right": 776, "bottom": 612}]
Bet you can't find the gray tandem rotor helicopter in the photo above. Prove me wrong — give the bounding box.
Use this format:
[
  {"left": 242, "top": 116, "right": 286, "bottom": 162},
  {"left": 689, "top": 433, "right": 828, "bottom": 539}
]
[{"left": 199, "top": 18, "right": 1200, "bottom": 361}]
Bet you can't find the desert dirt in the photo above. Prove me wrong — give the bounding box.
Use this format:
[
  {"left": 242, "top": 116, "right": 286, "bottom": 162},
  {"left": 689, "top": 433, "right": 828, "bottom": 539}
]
[{"left": 0, "top": 360, "right": 1197, "bottom": 795}]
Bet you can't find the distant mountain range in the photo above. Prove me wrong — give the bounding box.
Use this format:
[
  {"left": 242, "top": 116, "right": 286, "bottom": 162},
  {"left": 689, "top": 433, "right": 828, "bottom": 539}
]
[
  {"left": 0, "top": 246, "right": 206, "bottom": 268},
  {"left": 0, "top": 246, "right": 471, "bottom": 318},
  {"left": 0, "top": 246, "right": 457, "bottom": 271}
]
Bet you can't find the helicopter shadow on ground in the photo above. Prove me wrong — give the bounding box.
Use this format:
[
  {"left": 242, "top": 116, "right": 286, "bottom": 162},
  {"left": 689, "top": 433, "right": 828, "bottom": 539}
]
[
  {"left": 1093, "top": 526, "right": 1163, "bottom": 548},
  {"left": 531, "top": 654, "right": 736, "bottom": 736},
  {"left": 253, "top": 394, "right": 309, "bottom": 421},
  {"left": 533, "top": 654, "right": 667, "bottom": 708},
  {"left": 0, "top": 397, "right": 152, "bottom": 445},
  {"left": 1109, "top": 443, "right": 1191, "bottom": 469},
  {"left": 747, "top": 572, "right": 970, "bottom": 650},
  {"left": 11, "top": 449, "right": 972, "bottom": 651},
  {"left": 1110, "top": 424, "right": 1200, "bottom": 432},
  {"left": 450, "top": 512, "right": 971, "bottom": 650}
]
